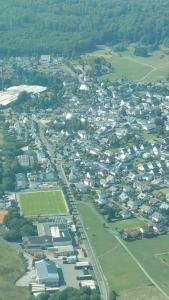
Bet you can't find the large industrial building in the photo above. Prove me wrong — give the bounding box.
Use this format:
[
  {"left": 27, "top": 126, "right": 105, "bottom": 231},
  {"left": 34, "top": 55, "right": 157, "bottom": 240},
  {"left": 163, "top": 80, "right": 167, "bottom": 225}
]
[
  {"left": 35, "top": 259, "right": 60, "bottom": 286},
  {"left": 23, "top": 217, "right": 74, "bottom": 255},
  {"left": 0, "top": 85, "right": 47, "bottom": 106}
]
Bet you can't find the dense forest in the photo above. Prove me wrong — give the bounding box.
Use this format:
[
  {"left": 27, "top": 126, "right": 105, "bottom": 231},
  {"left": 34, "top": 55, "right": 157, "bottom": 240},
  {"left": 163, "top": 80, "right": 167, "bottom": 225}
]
[{"left": 0, "top": 0, "right": 169, "bottom": 56}]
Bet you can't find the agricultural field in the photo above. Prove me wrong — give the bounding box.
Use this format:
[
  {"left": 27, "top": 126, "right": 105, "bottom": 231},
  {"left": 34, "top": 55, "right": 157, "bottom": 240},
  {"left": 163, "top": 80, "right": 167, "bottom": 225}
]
[
  {"left": 81, "top": 45, "right": 169, "bottom": 82},
  {"left": 78, "top": 203, "right": 169, "bottom": 299},
  {"left": 0, "top": 240, "right": 29, "bottom": 300},
  {"left": 19, "top": 190, "right": 68, "bottom": 217}
]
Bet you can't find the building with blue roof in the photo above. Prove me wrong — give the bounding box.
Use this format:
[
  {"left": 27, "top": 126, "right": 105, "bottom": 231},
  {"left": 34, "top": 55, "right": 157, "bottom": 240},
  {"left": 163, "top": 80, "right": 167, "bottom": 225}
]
[{"left": 35, "top": 259, "right": 60, "bottom": 286}]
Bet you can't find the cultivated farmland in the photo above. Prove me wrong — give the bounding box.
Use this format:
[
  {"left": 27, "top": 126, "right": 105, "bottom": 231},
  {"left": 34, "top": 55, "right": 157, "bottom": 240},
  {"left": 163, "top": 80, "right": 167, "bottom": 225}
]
[{"left": 19, "top": 190, "right": 68, "bottom": 217}]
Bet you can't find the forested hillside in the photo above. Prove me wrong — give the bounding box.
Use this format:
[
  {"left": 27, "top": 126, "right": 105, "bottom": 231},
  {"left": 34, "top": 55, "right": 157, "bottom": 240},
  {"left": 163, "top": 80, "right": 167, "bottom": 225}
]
[{"left": 0, "top": 0, "right": 169, "bottom": 56}]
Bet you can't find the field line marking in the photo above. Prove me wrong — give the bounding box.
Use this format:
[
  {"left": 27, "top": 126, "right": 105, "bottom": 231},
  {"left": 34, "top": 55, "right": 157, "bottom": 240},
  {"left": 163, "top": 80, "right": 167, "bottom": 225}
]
[
  {"left": 154, "top": 252, "right": 169, "bottom": 267},
  {"left": 122, "top": 55, "right": 158, "bottom": 82},
  {"left": 111, "top": 232, "right": 169, "bottom": 300},
  {"left": 98, "top": 243, "right": 120, "bottom": 259},
  {"left": 19, "top": 189, "right": 63, "bottom": 194},
  {"left": 78, "top": 202, "right": 169, "bottom": 299},
  {"left": 155, "top": 251, "right": 169, "bottom": 257},
  {"left": 124, "top": 56, "right": 156, "bottom": 69},
  {"left": 139, "top": 68, "right": 157, "bottom": 82},
  {"left": 60, "top": 189, "right": 69, "bottom": 213}
]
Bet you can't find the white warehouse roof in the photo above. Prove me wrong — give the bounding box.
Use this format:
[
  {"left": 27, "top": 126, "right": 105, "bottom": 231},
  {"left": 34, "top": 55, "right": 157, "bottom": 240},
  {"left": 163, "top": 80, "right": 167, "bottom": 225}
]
[{"left": 0, "top": 84, "right": 47, "bottom": 106}]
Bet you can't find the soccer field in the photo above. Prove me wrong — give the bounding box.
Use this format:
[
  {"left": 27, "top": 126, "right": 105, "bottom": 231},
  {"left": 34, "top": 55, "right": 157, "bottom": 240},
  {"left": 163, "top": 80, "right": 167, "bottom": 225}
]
[{"left": 19, "top": 190, "right": 68, "bottom": 217}]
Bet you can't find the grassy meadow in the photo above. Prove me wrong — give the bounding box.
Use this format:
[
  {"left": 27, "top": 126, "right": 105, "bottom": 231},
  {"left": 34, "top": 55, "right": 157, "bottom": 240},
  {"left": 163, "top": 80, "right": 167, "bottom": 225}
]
[
  {"left": 81, "top": 45, "right": 169, "bottom": 82},
  {"left": 77, "top": 202, "right": 169, "bottom": 299},
  {"left": 77, "top": 203, "right": 149, "bottom": 294},
  {"left": 0, "top": 240, "right": 29, "bottom": 300}
]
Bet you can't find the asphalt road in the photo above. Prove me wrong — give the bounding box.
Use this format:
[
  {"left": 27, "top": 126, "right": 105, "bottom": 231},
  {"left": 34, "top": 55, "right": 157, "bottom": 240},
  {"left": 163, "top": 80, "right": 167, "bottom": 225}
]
[
  {"left": 35, "top": 118, "right": 108, "bottom": 300},
  {"left": 83, "top": 202, "right": 169, "bottom": 300},
  {"left": 34, "top": 118, "right": 169, "bottom": 300}
]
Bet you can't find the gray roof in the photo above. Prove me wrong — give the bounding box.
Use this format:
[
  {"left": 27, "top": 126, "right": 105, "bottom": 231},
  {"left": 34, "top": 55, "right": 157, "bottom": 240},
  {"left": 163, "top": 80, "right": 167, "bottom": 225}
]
[
  {"left": 35, "top": 259, "right": 59, "bottom": 282},
  {"left": 37, "top": 222, "right": 72, "bottom": 243},
  {"left": 23, "top": 236, "right": 53, "bottom": 246}
]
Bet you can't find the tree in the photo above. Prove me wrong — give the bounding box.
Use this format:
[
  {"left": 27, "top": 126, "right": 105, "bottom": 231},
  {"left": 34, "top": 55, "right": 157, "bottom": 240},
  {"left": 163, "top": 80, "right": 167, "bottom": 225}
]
[
  {"left": 37, "top": 293, "right": 50, "bottom": 300},
  {"left": 2, "top": 176, "right": 14, "bottom": 191},
  {"left": 0, "top": 0, "right": 167, "bottom": 56},
  {"left": 48, "top": 287, "right": 101, "bottom": 300},
  {"left": 3, "top": 207, "right": 36, "bottom": 241},
  {"left": 17, "top": 91, "right": 29, "bottom": 102},
  {"left": 21, "top": 224, "right": 36, "bottom": 236},
  {"left": 134, "top": 46, "right": 148, "bottom": 57},
  {"left": 4, "top": 229, "right": 21, "bottom": 242},
  {"left": 166, "top": 73, "right": 169, "bottom": 81},
  {"left": 111, "top": 290, "right": 118, "bottom": 300}
]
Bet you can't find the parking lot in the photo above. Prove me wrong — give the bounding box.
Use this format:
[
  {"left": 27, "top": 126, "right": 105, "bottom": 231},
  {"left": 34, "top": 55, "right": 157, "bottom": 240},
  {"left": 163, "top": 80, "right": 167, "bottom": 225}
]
[
  {"left": 16, "top": 252, "right": 90, "bottom": 290},
  {"left": 56, "top": 258, "right": 84, "bottom": 289}
]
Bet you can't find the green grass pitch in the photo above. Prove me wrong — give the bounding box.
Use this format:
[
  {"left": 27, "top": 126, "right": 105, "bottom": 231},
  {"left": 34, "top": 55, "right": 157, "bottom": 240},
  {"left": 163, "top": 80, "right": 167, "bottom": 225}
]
[{"left": 19, "top": 190, "right": 68, "bottom": 217}]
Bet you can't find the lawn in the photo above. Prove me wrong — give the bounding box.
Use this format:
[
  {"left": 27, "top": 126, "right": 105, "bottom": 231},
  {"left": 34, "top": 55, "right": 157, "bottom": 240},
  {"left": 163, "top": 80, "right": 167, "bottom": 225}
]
[
  {"left": 19, "top": 190, "right": 68, "bottom": 217},
  {"left": 101, "top": 55, "right": 152, "bottom": 81},
  {"left": 157, "top": 253, "right": 169, "bottom": 267},
  {"left": 120, "top": 286, "right": 164, "bottom": 300},
  {"left": 112, "top": 218, "right": 145, "bottom": 231},
  {"left": 77, "top": 203, "right": 149, "bottom": 294},
  {"left": 0, "top": 240, "right": 29, "bottom": 300},
  {"left": 78, "top": 203, "right": 169, "bottom": 299},
  {"left": 127, "top": 235, "right": 169, "bottom": 295},
  {"left": 143, "top": 133, "right": 160, "bottom": 142},
  {"left": 82, "top": 45, "right": 169, "bottom": 82}
]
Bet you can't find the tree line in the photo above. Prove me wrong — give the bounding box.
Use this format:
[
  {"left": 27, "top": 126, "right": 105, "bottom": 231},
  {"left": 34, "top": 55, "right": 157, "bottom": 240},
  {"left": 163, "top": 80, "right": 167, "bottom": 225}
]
[
  {"left": 10, "top": 70, "right": 63, "bottom": 112},
  {"left": 37, "top": 287, "right": 101, "bottom": 300},
  {"left": 0, "top": 122, "right": 24, "bottom": 194},
  {"left": 0, "top": 0, "right": 168, "bottom": 56},
  {"left": 3, "top": 207, "right": 37, "bottom": 242}
]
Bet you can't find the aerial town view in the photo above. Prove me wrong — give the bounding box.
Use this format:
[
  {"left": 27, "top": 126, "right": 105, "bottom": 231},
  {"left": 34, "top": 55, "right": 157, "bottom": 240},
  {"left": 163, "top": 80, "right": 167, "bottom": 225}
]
[{"left": 0, "top": 1, "right": 169, "bottom": 300}]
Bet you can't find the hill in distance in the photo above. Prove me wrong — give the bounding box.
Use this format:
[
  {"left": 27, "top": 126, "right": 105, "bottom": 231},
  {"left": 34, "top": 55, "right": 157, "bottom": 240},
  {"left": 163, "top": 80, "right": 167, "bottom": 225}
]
[{"left": 0, "top": 0, "right": 169, "bottom": 56}]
